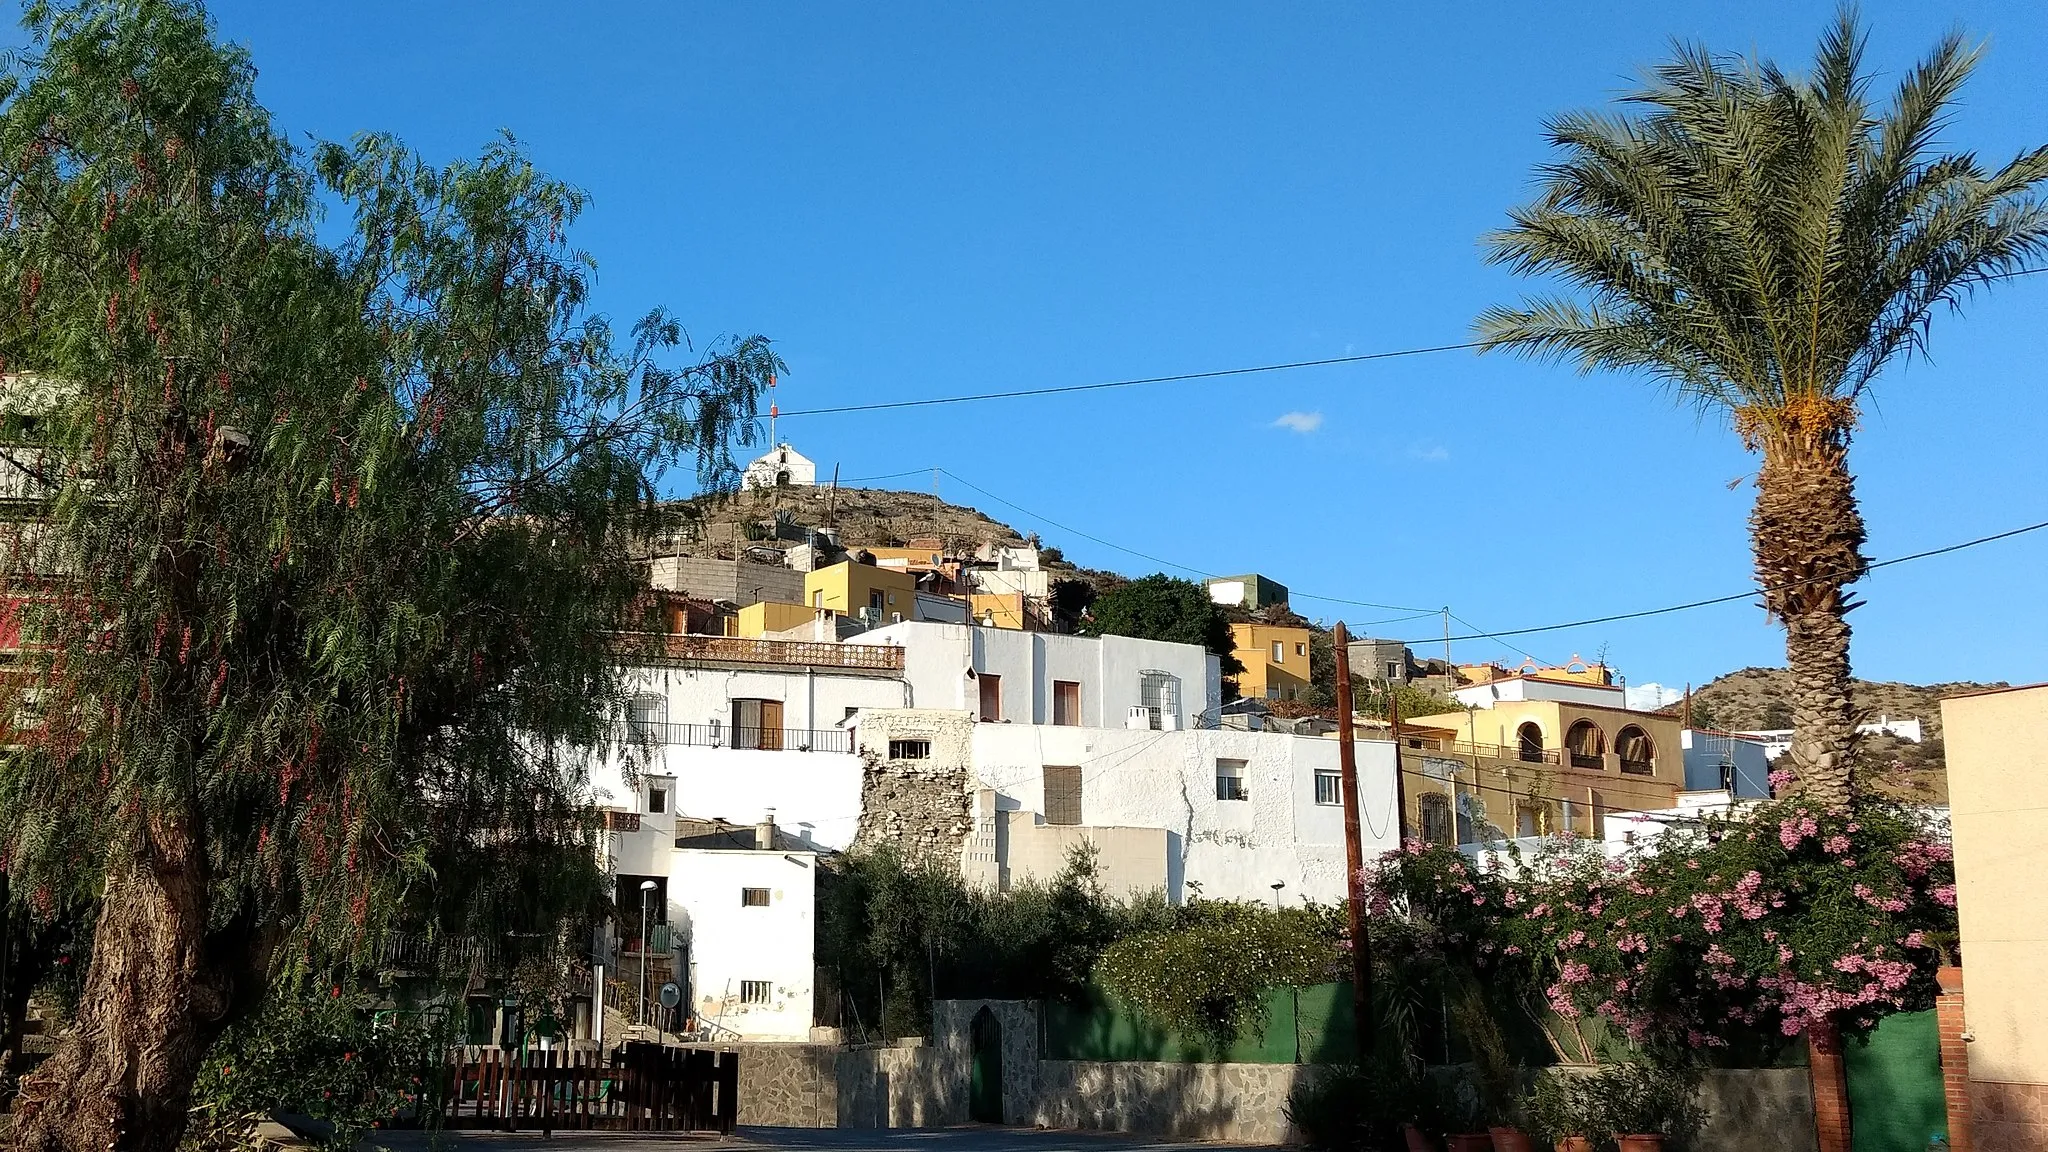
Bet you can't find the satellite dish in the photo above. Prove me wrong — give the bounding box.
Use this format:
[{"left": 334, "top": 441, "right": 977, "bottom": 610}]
[{"left": 659, "top": 982, "right": 682, "bottom": 1009}]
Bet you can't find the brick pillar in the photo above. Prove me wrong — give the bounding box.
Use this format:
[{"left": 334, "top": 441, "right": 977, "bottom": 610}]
[
  {"left": 1809, "top": 1018, "right": 1852, "bottom": 1152},
  {"left": 1936, "top": 966, "right": 1973, "bottom": 1152}
]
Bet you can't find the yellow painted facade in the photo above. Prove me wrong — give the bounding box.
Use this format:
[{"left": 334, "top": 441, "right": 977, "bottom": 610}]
[
  {"left": 803, "top": 561, "right": 916, "bottom": 621},
  {"left": 734, "top": 601, "right": 818, "bottom": 638},
  {"left": 1230, "top": 623, "right": 1312, "bottom": 701},
  {"left": 1398, "top": 700, "right": 1685, "bottom": 840},
  {"left": 1941, "top": 683, "right": 2048, "bottom": 1139},
  {"left": 971, "top": 592, "right": 1033, "bottom": 630}
]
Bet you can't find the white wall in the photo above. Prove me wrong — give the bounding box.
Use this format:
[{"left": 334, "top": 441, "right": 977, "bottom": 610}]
[
  {"left": 964, "top": 724, "right": 1399, "bottom": 905},
  {"left": 621, "top": 662, "right": 909, "bottom": 735},
  {"left": 859, "top": 621, "right": 1222, "bottom": 729},
  {"left": 1452, "top": 676, "right": 1626, "bottom": 710},
  {"left": 590, "top": 746, "right": 864, "bottom": 852},
  {"left": 670, "top": 849, "right": 818, "bottom": 1041}
]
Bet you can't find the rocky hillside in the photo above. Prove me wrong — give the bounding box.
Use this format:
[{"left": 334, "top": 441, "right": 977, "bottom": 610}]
[
  {"left": 643, "top": 484, "right": 1126, "bottom": 590},
  {"left": 1681, "top": 667, "right": 2008, "bottom": 803}
]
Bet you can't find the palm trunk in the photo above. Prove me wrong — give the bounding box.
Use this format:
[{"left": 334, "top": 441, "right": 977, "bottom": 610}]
[
  {"left": 1750, "top": 419, "right": 1866, "bottom": 809},
  {"left": 9, "top": 817, "right": 230, "bottom": 1152}
]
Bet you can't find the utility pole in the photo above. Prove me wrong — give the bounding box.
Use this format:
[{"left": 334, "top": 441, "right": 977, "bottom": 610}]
[
  {"left": 1331, "top": 622, "right": 1373, "bottom": 1057},
  {"left": 1389, "top": 672, "right": 1409, "bottom": 844},
  {"left": 1442, "top": 606, "right": 1452, "bottom": 674}
]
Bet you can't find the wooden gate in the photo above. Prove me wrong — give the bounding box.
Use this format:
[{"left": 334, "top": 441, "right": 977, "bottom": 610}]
[{"left": 438, "top": 1042, "right": 737, "bottom": 1135}]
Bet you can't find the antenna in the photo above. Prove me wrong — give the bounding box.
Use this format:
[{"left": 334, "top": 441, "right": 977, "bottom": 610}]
[{"left": 767, "top": 374, "right": 779, "bottom": 446}]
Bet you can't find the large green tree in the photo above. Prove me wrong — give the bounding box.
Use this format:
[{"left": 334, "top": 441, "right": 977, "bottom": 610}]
[
  {"left": 0, "top": 3, "right": 779, "bottom": 1147},
  {"left": 1079, "top": 573, "right": 1244, "bottom": 698},
  {"left": 1478, "top": 16, "right": 2048, "bottom": 811}
]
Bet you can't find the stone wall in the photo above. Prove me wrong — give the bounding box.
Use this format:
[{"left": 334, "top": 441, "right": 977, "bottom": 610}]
[
  {"left": 735, "top": 1042, "right": 838, "bottom": 1127},
  {"left": 837, "top": 1043, "right": 963, "bottom": 1128},
  {"left": 1033, "top": 1060, "right": 1327, "bottom": 1144},
  {"left": 850, "top": 710, "right": 975, "bottom": 867},
  {"left": 1696, "top": 1068, "right": 1817, "bottom": 1152}
]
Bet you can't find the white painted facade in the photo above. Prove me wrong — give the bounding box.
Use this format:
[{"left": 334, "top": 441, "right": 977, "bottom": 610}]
[
  {"left": 1452, "top": 675, "right": 1626, "bottom": 710},
  {"left": 958, "top": 721, "right": 1399, "bottom": 905},
  {"left": 740, "top": 443, "right": 817, "bottom": 490},
  {"left": 858, "top": 620, "right": 1223, "bottom": 729},
  {"left": 969, "top": 567, "right": 1053, "bottom": 599},
  {"left": 1736, "top": 715, "right": 1924, "bottom": 761},
  {"left": 671, "top": 847, "right": 818, "bottom": 1041}
]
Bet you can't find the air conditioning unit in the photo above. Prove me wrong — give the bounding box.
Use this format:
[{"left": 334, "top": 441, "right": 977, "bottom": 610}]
[{"left": 891, "top": 612, "right": 903, "bottom": 624}]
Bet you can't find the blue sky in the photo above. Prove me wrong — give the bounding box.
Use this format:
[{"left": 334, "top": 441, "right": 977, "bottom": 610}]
[{"left": 16, "top": 2, "right": 2048, "bottom": 694}]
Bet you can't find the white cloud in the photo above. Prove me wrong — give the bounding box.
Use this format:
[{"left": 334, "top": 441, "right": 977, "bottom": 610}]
[
  {"left": 1272, "top": 411, "right": 1323, "bottom": 434},
  {"left": 1407, "top": 444, "right": 1450, "bottom": 463},
  {"left": 1625, "top": 682, "right": 1684, "bottom": 712}
]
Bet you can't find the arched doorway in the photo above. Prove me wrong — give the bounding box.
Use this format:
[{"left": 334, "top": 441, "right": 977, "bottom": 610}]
[
  {"left": 1516, "top": 722, "right": 1544, "bottom": 762},
  {"left": 969, "top": 1006, "right": 1003, "bottom": 1124}
]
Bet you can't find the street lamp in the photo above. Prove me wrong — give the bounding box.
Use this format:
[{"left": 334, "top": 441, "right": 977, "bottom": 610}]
[
  {"left": 1270, "top": 881, "right": 1286, "bottom": 910},
  {"left": 639, "top": 879, "right": 658, "bottom": 1029}
]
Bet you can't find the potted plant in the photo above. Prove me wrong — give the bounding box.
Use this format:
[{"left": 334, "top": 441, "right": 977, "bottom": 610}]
[
  {"left": 1584, "top": 1063, "right": 1705, "bottom": 1152},
  {"left": 1522, "top": 1071, "right": 1597, "bottom": 1152}
]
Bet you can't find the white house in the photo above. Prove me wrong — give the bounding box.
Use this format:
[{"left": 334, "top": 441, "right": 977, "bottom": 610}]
[
  {"left": 858, "top": 619, "right": 1223, "bottom": 730},
  {"left": 1451, "top": 674, "right": 1626, "bottom": 710},
  {"left": 740, "top": 443, "right": 817, "bottom": 490},
  {"left": 949, "top": 719, "right": 1400, "bottom": 905},
  {"left": 1736, "top": 715, "right": 1925, "bottom": 761},
  {"left": 670, "top": 838, "right": 818, "bottom": 1041}
]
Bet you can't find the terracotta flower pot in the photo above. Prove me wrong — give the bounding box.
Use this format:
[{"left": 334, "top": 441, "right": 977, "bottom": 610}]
[
  {"left": 1402, "top": 1125, "right": 1437, "bottom": 1152},
  {"left": 1555, "top": 1139, "right": 1594, "bottom": 1152},
  {"left": 1489, "top": 1127, "right": 1536, "bottom": 1152},
  {"left": 1617, "top": 1136, "right": 1665, "bottom": 1152},
  {"left": 1447, "top": 1136, "right": 1496, "bottom": 1152},
  {"left": 1937, "top": 965, "right": 1964, "bottom": 993}
]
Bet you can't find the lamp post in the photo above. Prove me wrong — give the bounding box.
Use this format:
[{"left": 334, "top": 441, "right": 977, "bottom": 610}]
[
  {"left": 1270, "top": 880, "right": 1286, "bottom": 910},
  {"left": 638, "top": 879, "right": 658, "bottom": 1029}
]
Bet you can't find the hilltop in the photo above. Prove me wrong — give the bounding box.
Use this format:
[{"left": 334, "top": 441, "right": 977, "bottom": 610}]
[
  {"left": 1680, "top": 667, "right": 2007, "bottom": 804},
  {"left": 643, "top": 484, "right": 1128, "bottom": 590}
]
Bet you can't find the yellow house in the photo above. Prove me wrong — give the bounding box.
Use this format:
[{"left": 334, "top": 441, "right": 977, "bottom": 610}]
[
  {"left": 1940, "top": 682, "right": 2048, "bottom": 1149},
  {"left": 733, "top": 600, "right": 818, "bottom": 638},
  {"left": 1230, "top": 623, "right": 1312, "bottom": 702},
  {"left": 970, "top": 591, "right": 1044, "bottom": 631},
  {"left": 804, "top": 560, "right": 916, "bottom": 623},
  {"left": 1399, "top": 699, "right": 1685, "bottom": 841}
]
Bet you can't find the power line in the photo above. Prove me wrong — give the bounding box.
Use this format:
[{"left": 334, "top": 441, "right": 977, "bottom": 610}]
[
  {"left": 774, "top": 340, "right": 1491, "bottom": 419},
  {"left": 1401, "top": 517, "right": 2048, "bottom": 646},
  {"left": 767, "top": 266, "right": 2048, "bottom": 422},
  {"left": 937, "top": 468, "right": 1437, "bottom": 614}
]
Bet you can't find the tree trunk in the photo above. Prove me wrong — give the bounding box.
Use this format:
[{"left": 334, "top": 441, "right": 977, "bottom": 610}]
[
  {"left": 1750, "top": 418, "right": 1866, "bottom": 809},
  {"left": 8, "top": 817, "right": 231, "bottom": 1152}
]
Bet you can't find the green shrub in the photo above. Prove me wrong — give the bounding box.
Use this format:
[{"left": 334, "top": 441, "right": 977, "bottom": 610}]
[
  {"left": 187, "top": 989, "right": 450, "bottom": 1150},
  {"left": 1095, "top": 901, "right": 1343, "bottom": 1046}
]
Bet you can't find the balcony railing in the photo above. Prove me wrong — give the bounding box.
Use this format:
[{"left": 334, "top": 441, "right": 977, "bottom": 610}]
[
  {"left": 619, "top": 633, "right": 905, "bottom": 673},
  {"left": 1441, "top": 740, "right": 1562, "bottom": 766},
  {"left": 627, "top": 720, "right": 852, "bottom": 754}
]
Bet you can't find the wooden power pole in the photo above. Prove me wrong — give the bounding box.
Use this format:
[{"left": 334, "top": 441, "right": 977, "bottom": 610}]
[{"left": 1331, "top": 622, "right": 1373, "bottom": 1056}]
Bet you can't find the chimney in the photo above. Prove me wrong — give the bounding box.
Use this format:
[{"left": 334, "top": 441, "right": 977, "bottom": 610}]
[{"left": 756, "top": 809, "right": 777, "bottom": 851}]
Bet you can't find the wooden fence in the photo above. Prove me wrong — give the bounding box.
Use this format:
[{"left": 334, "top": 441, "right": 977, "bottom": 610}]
[{"left": 437, "top": 1043, "right": 737, "bottom": 1135}]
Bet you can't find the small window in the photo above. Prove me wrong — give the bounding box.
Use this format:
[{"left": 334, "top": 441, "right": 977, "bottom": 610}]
[
  {"left": 1272, "top": 641, "right": 1285, "bottom": 663},
  {"left": 741, "top": 887, "right": 771, "bottom": 907},
  {"left": 889, "top": 739, "right": 931, "bottom": 760},
  {"left": 1053, "top": 680, "right": 1081, "bottom": 726},
  {"left": 978, "top": 673, "right": 1002, "bottom": 722},
  {"left": 1216, "top": 759, "right": 1248, "bottom": 802},
  {"left": 1314, "top": 770, "right": 1343, "bottom": 806},
  {"left": 1044, "top": 765, "right": 1083, "bottom": 825},
  {"left": 1387, "top": 662, "right": 1402, "bottom": 680},
  {"left": 628, "top": 697, "right": 664, "bottom": 737},
  {"left": 647, "top": 788, "right": 667, "bottom": 814},
  {"left": 1296, "top": 643, "right": 1307, "bottom": 657},
  {"left": 739, "top": 980, "right": 772, "bottom": 1005}
]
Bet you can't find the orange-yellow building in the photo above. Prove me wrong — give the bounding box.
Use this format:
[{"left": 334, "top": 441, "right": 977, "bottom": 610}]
[
  {"left": 804, "top": 560, "right": 916, "bottom": 623},
  {"left": 1230, "top": 622, "right": 1312, "bottom": 701}
]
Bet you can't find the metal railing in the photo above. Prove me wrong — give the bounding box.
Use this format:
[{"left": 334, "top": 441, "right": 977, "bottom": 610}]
[
  {"left": 1440, "top": 740, "right": 1563, "bottom": 766},
  {"left": 619, "top": 633, "right": 905, "bottom": 672},
  {"left": 625, "top": 721, "right": 851, "bottom": 754}
]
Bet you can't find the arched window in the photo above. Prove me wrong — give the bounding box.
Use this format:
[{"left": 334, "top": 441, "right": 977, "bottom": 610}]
[
  {"left": 1617, "top": 726, "right": 1656, "bottom": 775},
  {"left": 1567, "top": 720, "right": 1606, "bottom": 769},
  {"left": 1516, "top": 722, "right": 1544, "bottom": 763},
  {"left": 1419, "top": 793, "right": 1453, "bottom": 846}
]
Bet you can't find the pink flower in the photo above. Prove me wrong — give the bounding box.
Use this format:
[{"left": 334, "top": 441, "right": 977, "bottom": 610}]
[
  {"left": 1822, "top": 834, "right": 1852, "bottom": 855},
  {"left": 1932, "top": 883, "right": 1957, "bottom": 908}
]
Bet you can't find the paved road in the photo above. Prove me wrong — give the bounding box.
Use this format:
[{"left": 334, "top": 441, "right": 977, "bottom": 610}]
[{"left": 379, "top": 1127, "right": 1273, "bottom": 1152}]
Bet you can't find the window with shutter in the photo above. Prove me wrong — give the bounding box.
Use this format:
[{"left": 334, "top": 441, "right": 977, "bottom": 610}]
[{"left": 1044, "top": 765, "right": 1083, "bottom": 825}]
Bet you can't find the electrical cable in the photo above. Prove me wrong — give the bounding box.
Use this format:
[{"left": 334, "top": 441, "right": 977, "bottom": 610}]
[
  {"left": 767, "top": 267, "right": 2048, "bottom": 421},
  {"left": 1401, "top": 517, "right": 2048, "bottom": 645}
]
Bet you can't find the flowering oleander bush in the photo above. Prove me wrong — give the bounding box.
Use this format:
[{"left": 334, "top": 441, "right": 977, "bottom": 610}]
[{"left": 1368, "top": 795, "right": 1956, "bottom": 1055}]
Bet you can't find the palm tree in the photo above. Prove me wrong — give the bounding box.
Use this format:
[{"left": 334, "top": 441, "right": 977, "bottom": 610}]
[{"left": 1477, "top": 15, "right": 2048, "bottom": 810}]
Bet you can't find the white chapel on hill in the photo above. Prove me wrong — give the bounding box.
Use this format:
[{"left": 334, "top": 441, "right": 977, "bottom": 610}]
[{"left": 740, "top": 443, "right": 817, "bottom": 491}]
